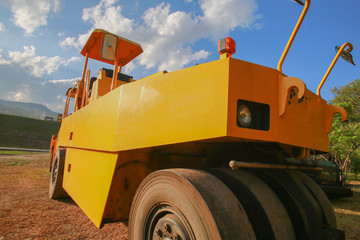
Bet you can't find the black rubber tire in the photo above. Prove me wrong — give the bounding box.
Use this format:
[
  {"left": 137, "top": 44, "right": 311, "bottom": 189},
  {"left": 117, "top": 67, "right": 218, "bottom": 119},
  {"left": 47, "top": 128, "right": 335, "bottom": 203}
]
[
  {"left": 291, "top": 171, "right": 337, "bottom": 227},
  {"left": 128, "top": 169, "right": 256, "bottom": 240},
  {"left": 214, "top": 168, "right": 296, "bottom": 240},
  {"left": 249, "top": 169, "right": 327, "bottom": 240},
  {"left": 49, "top": 149, "right": 68, "bottom": 199}
]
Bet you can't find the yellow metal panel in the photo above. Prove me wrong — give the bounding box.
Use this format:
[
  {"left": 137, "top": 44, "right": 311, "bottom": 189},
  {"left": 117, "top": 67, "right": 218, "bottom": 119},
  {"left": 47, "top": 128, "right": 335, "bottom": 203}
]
[
  {"left": 57, "top": 114, "right": 74, "bottom": 147},
  {"left": 113, "top": 59, "right": 230, "bottom": 150},
  {"left": 277, "top": 90, "right": 326, "bottom": 151},
  {"left": 226, "top": 58, "right": 330, "bottom": 152},
  {"left": 58, "top": 88, "right": 121, "bottom": 151},
  {"left": 58, "top": 59, "right": 231, "bottom": 152},
  {"left": 62, "top": 148, "right": 118, "bottom": 228},
  {"left": 57, "top": 57, "right": 333, "bottom": 154},
  {"left": 102, "top": 149, "right": 152, "bottom": 222},
  {"left": 227, "top": 58, "right": 279, "bottom": 142}
]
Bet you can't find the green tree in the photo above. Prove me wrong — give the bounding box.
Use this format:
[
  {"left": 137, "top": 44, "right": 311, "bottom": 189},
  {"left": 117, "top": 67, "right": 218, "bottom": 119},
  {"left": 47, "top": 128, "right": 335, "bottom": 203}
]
[
  {"left": 329, "top": 79, "right": 360, "bottom": 179},
  {"left": 350, "top": 151, "right": 360, "bottom": 179}
]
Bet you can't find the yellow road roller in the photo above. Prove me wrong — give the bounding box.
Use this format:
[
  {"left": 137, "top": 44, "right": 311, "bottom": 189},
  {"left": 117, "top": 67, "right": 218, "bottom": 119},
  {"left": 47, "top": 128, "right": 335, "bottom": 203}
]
[{"left": 49, "top": 0, "right": 355, "bottom": 239}]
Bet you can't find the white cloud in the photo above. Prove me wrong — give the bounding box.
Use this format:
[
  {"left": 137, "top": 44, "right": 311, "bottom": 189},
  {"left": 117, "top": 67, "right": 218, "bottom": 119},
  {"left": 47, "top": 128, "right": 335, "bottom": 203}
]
[
  {"left": 42, "top": 77, "right": 80, "bottom": 85},
  {"left": 200, "top": 0, "right": 261, "bottom": 39},
  {"left": 0, "top": 22, "right": 5, "bottom": 31},
  {"left": 0, "top": 49, "right": 11, "bottom": 65},
  {"left": 64, "top": 56, "right": 82, "bottom": 66},
  {"left": 82, "top": 0, "right": 134, "bottom": 34},
  {"left": 59, "top": 31, "right": 92, "bottom": 50},
  {"left": 9, "top": 0, "right": 61, "bottom": 34},
  {"left": 59, "top": 36, "right": 79, "bottom": 49},
  {"left": 7, "top": 84, "right": 31, "bottom": 102},
  {"left": 158, "top": 48, "right": 210, "bottom": 71},
  {"left": 7, "top": 45, "right": 81, "bottom": 78},
  {"left": 60, "top": 0, "right": 261, "bottom": 71}
]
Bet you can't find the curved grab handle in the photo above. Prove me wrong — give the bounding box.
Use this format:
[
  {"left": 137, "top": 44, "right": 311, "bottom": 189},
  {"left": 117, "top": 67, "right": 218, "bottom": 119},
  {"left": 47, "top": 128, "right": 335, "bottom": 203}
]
[
  {"left": 277, "top": 0, "right": 311, "bottom": 73},
  {"left": 279, "top": 77, "right": 306, "bottom": 116},
  {"left": 317, "top": 42, "right": 354, "bottom": 97},
  {"left": 325, "top": 105, "right": 348, "bottom": 133}
]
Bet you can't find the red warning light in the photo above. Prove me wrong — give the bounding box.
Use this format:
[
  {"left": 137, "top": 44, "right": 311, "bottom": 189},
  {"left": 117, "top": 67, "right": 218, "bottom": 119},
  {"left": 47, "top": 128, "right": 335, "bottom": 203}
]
[{"left": 218, "top": 37, "right": 236, "bottom": 55}]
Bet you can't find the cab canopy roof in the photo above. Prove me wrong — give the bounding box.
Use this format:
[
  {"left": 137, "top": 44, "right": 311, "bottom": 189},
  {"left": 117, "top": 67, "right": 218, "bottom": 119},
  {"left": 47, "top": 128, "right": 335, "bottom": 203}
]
[{"left": 80, "top": 29, "right": 143, "bottom": 66}]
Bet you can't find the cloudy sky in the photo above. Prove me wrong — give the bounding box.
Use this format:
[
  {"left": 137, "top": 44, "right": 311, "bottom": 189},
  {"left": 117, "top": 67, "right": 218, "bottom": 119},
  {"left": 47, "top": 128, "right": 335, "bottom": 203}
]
[{"left": 0, "top": 0, "right": 359, "bottom": 112}]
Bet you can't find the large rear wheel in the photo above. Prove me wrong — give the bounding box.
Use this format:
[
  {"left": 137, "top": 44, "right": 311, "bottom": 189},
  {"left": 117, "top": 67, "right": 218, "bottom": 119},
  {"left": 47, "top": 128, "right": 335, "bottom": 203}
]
[
  {"left": 49, "top": 149, "right": 68, "bottom": 199},
  {"left": 129, "top": 168, "right": 343, "bottom": 240},
  {"left": 128, "top": 169, "right": 255, "bottom": 240}
]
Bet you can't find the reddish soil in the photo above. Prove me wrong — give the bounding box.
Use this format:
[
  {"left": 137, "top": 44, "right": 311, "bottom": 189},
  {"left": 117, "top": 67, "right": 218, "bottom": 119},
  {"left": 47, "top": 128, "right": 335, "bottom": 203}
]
[
  {"left": 0, "top": 153, "right": 127, "bottom": 240},
  {"left": 1, "top": 153, "right": 359, "bottom": 239}
]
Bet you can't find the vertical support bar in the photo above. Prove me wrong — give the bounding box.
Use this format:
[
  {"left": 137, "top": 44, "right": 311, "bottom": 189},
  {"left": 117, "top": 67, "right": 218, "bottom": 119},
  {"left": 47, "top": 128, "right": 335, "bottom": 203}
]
[
  {"left": 277, "top": 0, "right": 310, "bottom": 73},
  {"left": 63, "top": 83, "right": 78, "bottom": 119},
  {"left": 84, "top": 70, "right": 91, "bottom": 106},
  {"left": 81, "top": 69, "right": 91, "bottom": 108},
  {"left": 110, "top": 46, "right": 119, "bottom": 91},
  {"left": 317, "top": 42, "right": 353, "bottom": 97},
  {"left": 63, "top": 94, "right": 70, "bottom": 119},
  {"left": 75, "top": 53, "right": 89, "bottom": 112},
  {"left": 112, "top": 65, "right": 122, "bottom": 90},
  {"left": 81, "top": 53, "right": 89, "bottom": 83}
]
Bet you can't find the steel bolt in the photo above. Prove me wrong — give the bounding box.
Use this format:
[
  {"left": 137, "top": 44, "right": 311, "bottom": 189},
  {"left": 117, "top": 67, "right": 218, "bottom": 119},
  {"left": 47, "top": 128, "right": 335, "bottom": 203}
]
[
  {"left": 172, "top": 233, "right": 182, "bottom": 240},
  {"left": 155, "top": 228, "right": 162, "bottom": 237},
  {"left": 163, "top": 223, "right": 171, "bottom": 233}
]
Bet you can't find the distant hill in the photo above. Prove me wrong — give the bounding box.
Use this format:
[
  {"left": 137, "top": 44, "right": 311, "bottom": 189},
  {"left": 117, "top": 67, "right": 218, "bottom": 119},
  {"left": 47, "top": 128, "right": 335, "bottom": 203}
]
[
  {"left": 0, "top": 113, "right": 60, "bottom": 149},
  {"left": 0, "top": 99, "right": 59, "bottom": 120}
]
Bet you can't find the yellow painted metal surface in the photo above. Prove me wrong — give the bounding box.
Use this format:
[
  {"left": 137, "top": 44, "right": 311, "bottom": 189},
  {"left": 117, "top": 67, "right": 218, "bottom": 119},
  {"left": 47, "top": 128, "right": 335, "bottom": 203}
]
[
  {"left": 227, "top": 59, "right": 279, "bottom": 143},
  {"left": 226, "top": 58, "right": 345, "bottom": 151},
  {"left": 58, "top": 86, "right": 121, "bottom": 151},
  {"left": 56, "top": 53, "right": 347, "bottom": 227},
  {"left": 102, "top": 149, "right": 152, "bottom": 222},
  {"left": 62, "top": 148, "right": 118, "bottom": 228},
  {"left": 58, "top": 57, "right": 345, "bottom": 153},
  {"left": 113, "top": 60, "right": 230, "bottom": 150},
  {"left": 58, "top": 59, "right": 230, "bottom": 152}
]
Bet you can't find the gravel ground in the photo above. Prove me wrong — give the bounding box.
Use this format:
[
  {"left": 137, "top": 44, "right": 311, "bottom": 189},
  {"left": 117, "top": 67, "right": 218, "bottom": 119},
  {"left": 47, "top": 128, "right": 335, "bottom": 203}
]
[
  {"left": 0, "top": 153, "right": 359, "bottom": 239},
  {"left": 0, "top": 153, "right": 127, "bottom": 240}
]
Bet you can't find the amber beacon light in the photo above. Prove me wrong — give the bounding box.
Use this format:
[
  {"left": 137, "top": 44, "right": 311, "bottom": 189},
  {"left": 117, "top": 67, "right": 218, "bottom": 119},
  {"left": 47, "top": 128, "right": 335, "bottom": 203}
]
[{"left": 218, "top": 37, "right": 236, "bottom": 57}]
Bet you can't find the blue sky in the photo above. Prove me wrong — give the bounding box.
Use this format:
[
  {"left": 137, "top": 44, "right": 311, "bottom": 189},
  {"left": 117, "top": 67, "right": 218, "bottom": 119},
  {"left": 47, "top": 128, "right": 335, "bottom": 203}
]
[{"left": 0, "top": 0, "right": 359, "bottom": 112}]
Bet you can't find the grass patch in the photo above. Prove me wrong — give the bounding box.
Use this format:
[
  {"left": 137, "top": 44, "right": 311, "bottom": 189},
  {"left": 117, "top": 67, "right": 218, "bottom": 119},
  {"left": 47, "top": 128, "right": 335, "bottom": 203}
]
[
  {"left": 346, "top": 172, "right": 359, "bottom": 182},
  {"left": 0, "top": 150, "right": 38, "bottom": 155},
  {"left": 1, "top": 159, "right": 30, "bottom": 166},
  {"left": 0, "top": 113, "right": 60, "bottom": 149}
]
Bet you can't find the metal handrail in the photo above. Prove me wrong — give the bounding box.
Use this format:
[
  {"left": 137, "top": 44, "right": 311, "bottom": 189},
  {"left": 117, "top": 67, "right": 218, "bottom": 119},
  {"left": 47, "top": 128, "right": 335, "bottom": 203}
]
[
  {"left": 317, "top": 42, "right": 354, "bottom": 97},
  {"left": 277, "top": 0, "right": 311, "bottom": 73}
]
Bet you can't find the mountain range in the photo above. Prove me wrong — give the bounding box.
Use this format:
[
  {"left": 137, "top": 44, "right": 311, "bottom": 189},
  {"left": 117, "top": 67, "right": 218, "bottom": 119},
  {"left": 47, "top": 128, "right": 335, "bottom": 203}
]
[{"left": 0, "top": 99, "right": 59, "bottom": 120}]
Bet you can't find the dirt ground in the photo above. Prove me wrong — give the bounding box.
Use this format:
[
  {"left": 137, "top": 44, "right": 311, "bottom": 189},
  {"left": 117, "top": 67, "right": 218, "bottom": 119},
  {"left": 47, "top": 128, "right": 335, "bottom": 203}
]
[
  {"left": 0, "top": 153, "right": 127, "bottom": 240},
  {"left": 0, "top": 153, "right": 359, "bottom": 240}
]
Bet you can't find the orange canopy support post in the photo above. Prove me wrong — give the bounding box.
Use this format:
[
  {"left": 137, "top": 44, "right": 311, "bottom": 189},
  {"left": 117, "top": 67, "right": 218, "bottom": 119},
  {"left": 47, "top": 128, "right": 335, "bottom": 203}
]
[
  {"left": 108, "top": 44, "right": 119, "bottom": 91},
  {"left": 81, "top": 69, "right": 91, "bottom": 108},
  {"left": 63, "top": 83, "right": 78, "bottom": 118},
  {"left": 277, "top": 0, "right": 310, "bottom": 73},
  {"left": 75, "top": 53, "right": 89, "bottom": 112}
]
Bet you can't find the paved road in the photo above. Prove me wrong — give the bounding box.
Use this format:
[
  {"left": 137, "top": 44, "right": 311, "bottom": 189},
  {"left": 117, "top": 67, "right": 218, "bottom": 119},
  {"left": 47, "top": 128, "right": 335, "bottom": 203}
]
[{"left": 0, "top": 147, "right": 49, "bottom": 152}]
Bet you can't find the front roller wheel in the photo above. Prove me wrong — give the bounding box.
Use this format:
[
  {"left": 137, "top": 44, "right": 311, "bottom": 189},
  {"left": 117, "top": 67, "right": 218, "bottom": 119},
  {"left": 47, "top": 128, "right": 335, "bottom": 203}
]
[
  {"left": 129, "top": 169, "right": 255, "bottom": 240},
  {"left": 49, "top": 149, "right": 68, "bottom": 199}
]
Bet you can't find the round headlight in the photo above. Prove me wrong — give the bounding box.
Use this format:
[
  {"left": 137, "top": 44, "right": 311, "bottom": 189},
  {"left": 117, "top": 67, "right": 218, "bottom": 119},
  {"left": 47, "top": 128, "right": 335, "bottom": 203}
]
[{"left": 237, "top": 105, "right": 252, "bottom": 128}]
